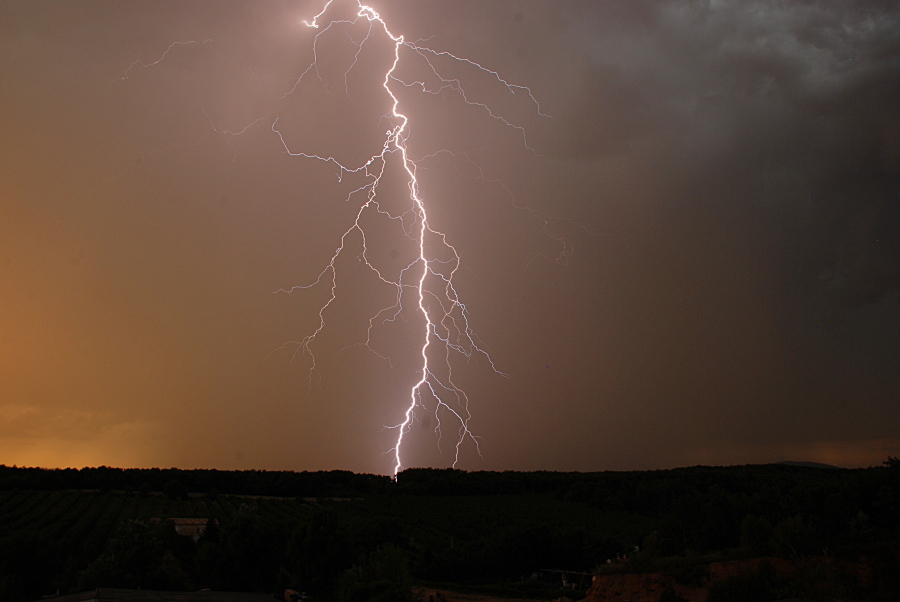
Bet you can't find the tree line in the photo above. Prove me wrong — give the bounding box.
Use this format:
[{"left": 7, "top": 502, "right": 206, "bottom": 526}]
[{"left": 0, "top": 465, "right": 390, "bottom": 498}]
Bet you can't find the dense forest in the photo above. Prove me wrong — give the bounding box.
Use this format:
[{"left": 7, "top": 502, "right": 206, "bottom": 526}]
[{"left": 1, "top": 461, "right": 898, "bottom": 601}]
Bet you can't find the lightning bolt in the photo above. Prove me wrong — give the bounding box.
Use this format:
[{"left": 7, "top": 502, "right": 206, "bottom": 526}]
[
  {"left": 270, "top": 1, "right": 552, "bottom": 476},
  {"left": 115, "top": 39, "right": 213, "bottom": 82},
  {"left": 118, "top": 0, "right": 553, "bottom": 476}
]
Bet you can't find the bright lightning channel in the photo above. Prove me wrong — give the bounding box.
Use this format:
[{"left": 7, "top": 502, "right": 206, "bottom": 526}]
[
  {"left": 271, "top": 0, "right": 549, "bottom": 476},
  {"left": 107, "top": 1, "right": 562, "bottom": 476}
]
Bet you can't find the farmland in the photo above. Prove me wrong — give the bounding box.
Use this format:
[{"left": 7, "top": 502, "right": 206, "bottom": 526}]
[{"left": 1, "top": 463, "right": 898, "bottom": 601}]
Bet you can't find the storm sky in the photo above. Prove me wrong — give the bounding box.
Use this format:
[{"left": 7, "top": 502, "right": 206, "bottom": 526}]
[{"left": 2, "top": 0, "right": 898, "bottom": 475}]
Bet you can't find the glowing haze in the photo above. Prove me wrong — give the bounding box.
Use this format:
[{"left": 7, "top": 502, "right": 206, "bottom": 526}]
[
  {"left": 278, "top": 0, "right": 548, "bottom": 474},
  {"left": 1, "top": 1, "right": 899, "bottom": 474}
]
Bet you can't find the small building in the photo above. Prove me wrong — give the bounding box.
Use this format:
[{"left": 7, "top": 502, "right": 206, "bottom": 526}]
[
  {"left": 533, "top": 568, "right": 594, "bottom": 590},
  {"left": 148, "top": 517, "right": 219, "bottom": 541},
  {"left": 171, "top": 517, "right": 216, "bottom": 539}
]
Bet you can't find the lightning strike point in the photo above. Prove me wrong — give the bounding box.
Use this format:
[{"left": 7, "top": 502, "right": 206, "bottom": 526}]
[{"left": 270, "top": 0, "right": 550, "bottom": 476}]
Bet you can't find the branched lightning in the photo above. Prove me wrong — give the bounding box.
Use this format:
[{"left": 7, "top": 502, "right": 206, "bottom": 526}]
[
  {"left": 117, "top": 0, "right": 557, "bottom": 476},
  {"left": 272, "top": 0, "right": 553, "bottom": 475},
  {"left": 115, "top": 39, "right": 213, "bottom": 82}
]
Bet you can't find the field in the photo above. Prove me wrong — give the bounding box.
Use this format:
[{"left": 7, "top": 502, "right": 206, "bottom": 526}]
[{"left": 1, "top": 463, "right": 898, "bottom": 601}]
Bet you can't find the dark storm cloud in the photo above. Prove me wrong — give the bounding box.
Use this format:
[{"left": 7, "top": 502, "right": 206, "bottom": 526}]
[
  {"left": 494, "top": 0, "right": 900, "bottom": 466},
  {"left": 1, "top": 0, "right": 897, "bottom": 472},
  {"left": 545, "top": 1, "right": 900, "bottom": 315}
]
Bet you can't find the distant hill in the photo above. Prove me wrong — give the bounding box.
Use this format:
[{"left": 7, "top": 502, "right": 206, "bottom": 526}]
[{"left": 778, "top": 460, "right": 841, "bottom": 469}]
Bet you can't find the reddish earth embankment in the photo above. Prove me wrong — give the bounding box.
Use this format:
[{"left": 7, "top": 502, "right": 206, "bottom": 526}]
[
  {"left": 583, "top": 554, "right": 898, "bottom": 602},
  {"left": 583, "top": 557, "right": 790, "bottom": 602},
  {"left": 416, "top": 589, "right": 546, "bottom": 602},
  {"left": 417, "top": 552, "right": 898, "bottom": 602}
]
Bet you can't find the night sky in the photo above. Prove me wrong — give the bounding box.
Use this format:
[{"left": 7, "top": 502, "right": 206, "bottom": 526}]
[{"left": 2, "top": 1, "right": 898, "bottom": 475}]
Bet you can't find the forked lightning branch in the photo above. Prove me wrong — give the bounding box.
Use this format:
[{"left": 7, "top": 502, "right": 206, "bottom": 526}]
[
  {"left": 287, "top": 1, "right": 546, "bottom": 476},
  {"left": 122, "top": 0, "right": 548, "bottom": 475}
]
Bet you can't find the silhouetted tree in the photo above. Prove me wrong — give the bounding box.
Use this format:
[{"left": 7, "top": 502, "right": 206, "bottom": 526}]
[
  {"left": 164, "top": 479, "right": 188, "bottom": 500},
  {"left": 336, "top": 545, "right": 415, "bottom": 602}
]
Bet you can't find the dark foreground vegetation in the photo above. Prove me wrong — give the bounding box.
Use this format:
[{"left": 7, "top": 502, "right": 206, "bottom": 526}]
[{"left": 1, "top": 461, "right": 898, "bottom": 601}]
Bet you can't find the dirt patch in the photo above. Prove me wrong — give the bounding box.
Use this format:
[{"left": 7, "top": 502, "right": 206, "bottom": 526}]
[
  {"left": 415, "top": 588, "right": 548, "bottom": 602},
  {"left": 583, "top": 557, "right": 799, "bottom": 602},
  {"left": 585, "top": 571, "right": 700, "bottom": 602}
]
